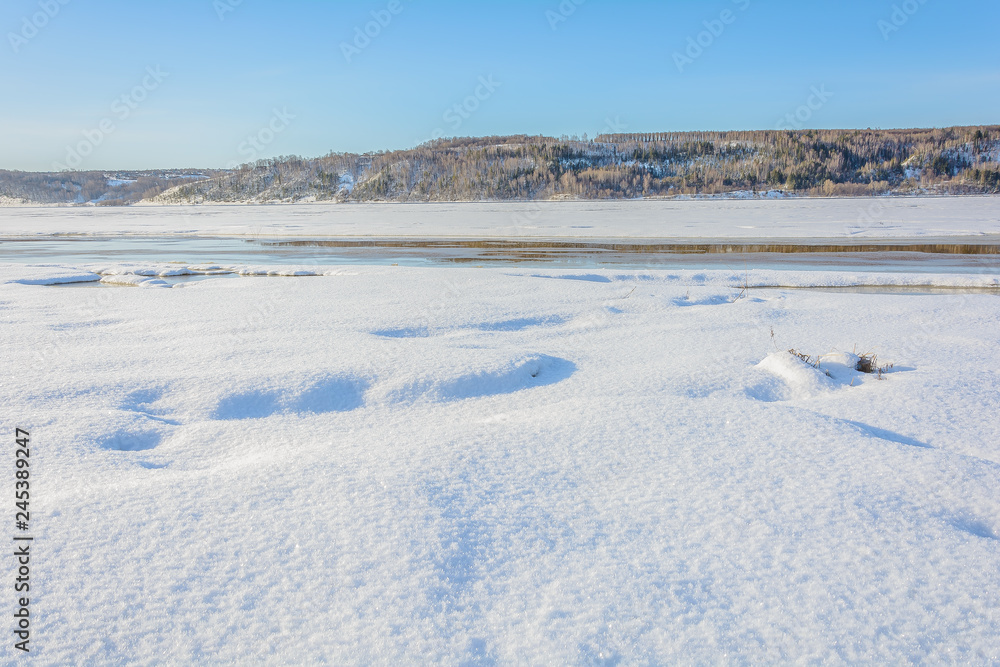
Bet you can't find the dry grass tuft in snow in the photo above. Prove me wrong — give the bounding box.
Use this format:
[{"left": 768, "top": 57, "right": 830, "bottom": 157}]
[{"left": 854, "top": 347, "right": 895, "bottom": 379}]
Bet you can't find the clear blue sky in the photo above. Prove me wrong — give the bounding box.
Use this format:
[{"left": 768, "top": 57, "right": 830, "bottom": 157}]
[{"left": 1, "top": 0, "right": 998, "bottom": 171}]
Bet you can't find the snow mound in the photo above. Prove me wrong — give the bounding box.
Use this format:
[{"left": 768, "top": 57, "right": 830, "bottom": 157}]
[
  {"left": 817, "top": 351, "right": 868, "bottom": 383},
  {"left": 85, "top": 264, "right": 234, "bottom": 277},
  {"left": 100, "top": 275, "right": 172, "bottom": 288},
  {"left": 2, "top": 265, "right": 101, "bottom": 285},
  {"left": 755, "top": 351, "right": 837, "bottom": 400},
  {"left": 753, "top": 349, "right": 896, "bottom": 401}
]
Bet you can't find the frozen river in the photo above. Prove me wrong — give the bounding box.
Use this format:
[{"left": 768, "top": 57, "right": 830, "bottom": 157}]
[{"left": 1, "top": 235, "right": 999, "bottom": 274}]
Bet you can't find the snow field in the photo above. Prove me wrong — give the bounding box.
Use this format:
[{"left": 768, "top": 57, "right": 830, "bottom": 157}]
[
  {"left": 2, "top": 197, "right": 1000, "bottom": 240},
  {"left": 1, "top": 265, "right": 999, "bottom": 663}
]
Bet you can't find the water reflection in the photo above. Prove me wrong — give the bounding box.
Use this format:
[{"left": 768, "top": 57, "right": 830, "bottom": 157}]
[{"left": 261, "top": 239, "right": 1000, "bottom": 255}]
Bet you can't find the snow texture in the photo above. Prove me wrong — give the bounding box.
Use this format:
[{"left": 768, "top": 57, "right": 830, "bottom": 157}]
[{"left": 2, "top": 260, "right": 1000, "bottom": 664}]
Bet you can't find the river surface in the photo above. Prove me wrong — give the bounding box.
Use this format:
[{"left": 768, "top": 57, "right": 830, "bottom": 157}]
[{"left": 2, "top": 236, "right": 999, "bottom": 274}]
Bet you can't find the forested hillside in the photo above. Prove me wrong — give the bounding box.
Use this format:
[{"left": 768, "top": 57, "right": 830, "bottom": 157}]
[
  {"left": 3, "top": 126, "right": 998, "bottom": 205},
  {"left": 0, "top": 170, "right": 211, "bottom": 205},
  {"left": 149, "top": 126, "right": 1000, "bottom": 203}
]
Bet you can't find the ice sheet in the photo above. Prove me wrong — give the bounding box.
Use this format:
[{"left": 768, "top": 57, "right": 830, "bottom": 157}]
[{"left": 2, "top": 197, "right": 999, "bottom": 240}]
